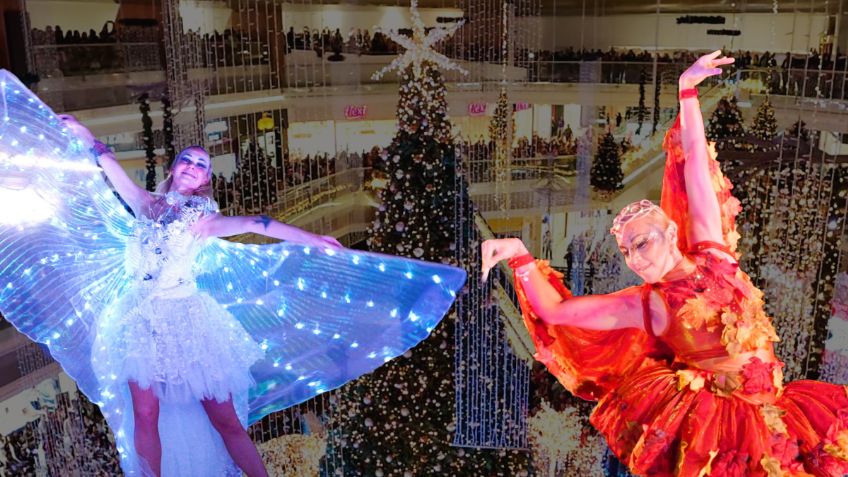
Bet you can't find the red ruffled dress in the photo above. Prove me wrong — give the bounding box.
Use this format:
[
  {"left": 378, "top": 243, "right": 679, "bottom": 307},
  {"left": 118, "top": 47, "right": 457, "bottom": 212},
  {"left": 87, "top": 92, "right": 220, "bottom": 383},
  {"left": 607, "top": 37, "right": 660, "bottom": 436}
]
[{"left": 516, "top": 118, "right": 848, "bottom": 477}]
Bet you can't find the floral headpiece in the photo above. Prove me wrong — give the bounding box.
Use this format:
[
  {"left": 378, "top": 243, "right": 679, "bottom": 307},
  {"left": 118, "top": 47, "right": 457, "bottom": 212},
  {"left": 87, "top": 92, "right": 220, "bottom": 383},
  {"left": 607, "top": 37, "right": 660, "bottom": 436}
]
[{"left": 610, "top": 199, "right": 665, "bottom": 240}]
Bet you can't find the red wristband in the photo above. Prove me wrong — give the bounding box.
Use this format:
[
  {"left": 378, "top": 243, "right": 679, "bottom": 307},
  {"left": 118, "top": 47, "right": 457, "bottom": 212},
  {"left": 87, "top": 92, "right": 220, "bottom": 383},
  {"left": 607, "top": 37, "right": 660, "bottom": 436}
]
[
  {"left": 508, "top": 253, "right": 535, "bottom": 269},
  {"left": 679, "top": 88, "right": 699, "bottom": 100}
]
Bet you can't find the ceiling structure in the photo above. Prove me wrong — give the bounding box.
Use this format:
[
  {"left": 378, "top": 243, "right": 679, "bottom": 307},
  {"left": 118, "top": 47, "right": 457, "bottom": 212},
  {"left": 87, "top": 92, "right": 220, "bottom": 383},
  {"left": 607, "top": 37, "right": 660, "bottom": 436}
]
[{"left": 334, "top": 0, "right": 843, "bottom": 15}]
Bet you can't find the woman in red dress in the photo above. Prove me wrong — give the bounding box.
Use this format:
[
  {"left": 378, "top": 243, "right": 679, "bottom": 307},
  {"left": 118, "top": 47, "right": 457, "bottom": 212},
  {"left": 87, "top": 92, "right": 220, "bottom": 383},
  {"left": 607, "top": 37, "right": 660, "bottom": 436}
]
[{"left": 481, "top": 51, "right": 848, "bottom": 476}]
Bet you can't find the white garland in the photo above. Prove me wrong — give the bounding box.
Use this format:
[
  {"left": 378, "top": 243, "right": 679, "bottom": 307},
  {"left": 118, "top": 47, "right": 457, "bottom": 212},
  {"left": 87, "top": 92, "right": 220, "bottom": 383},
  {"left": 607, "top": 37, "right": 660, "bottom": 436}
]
[
  {"left": 527, "top": 402, "right": 606, "bottom": 476},
  {"left": 257, "top": 434, "right": 326, "bottom": 477}
]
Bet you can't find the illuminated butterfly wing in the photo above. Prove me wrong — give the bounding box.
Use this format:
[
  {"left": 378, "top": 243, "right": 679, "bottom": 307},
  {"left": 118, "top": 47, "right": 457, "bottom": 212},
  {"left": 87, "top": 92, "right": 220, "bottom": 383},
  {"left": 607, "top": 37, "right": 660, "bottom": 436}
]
[
  {"left": 0, "top": 69, "right": 137, "bottom": 463},
  {"left": 195, "top": 240, "right": 466, "bottom": 424},
  {"left": 0, "top": 69, "right": 134, "bottom": 394}
]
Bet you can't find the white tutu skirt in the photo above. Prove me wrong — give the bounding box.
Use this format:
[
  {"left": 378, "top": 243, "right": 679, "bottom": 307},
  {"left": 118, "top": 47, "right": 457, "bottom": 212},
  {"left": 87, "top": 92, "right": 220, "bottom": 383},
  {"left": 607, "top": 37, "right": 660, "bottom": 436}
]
[
  {"left": 97, "top": 285, "right": 264, "bottom": 402},
  {"left": 91, "top": 284, "right": 265, "bottom": 476}
]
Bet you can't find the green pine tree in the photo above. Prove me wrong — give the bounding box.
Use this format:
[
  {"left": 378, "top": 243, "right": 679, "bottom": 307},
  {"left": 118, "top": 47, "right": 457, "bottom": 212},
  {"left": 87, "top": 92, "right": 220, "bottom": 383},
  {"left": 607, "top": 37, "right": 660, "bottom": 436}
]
[
  {"left": 237, "top": 141, "right": 277, "bottom": 214},
  {"left": 787, "top": 119, "right": 811, "bottom": 143},
  {"left": 161, "top": 94, "right": 177, "bottom": 169},
  {"left": 138, "top": 93, "right": 157, "bottom": 192},
  {"left": 489, "top": 88, "right": 514, "bottom": 143},
  {"left": 365, "top": 61, "right": 455, "bottom": 262},
  {"left": 636, "top": 69, "right": 648, "bottom": 135},
  {"left": 751, "top": 98, "right": 778, "bottom": 141},
  {"left": 707, "top": 97, "right": 746, "bottom": 149},
  {"left": 341, "top": 60, "right": 526, "bottom": 476},
  {"left": 591, "top": 130, "right": 624, "bottom": 192}
]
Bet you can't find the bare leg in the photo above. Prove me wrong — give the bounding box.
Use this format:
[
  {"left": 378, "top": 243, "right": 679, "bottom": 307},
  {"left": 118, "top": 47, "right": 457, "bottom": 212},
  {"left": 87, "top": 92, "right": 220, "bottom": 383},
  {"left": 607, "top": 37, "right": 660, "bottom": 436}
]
[
  {"left": 129, "top": 381, "right": 161, "bottom": 477},
  {"left": 201, "top": 396, "right": 269, "bottom": 477}
]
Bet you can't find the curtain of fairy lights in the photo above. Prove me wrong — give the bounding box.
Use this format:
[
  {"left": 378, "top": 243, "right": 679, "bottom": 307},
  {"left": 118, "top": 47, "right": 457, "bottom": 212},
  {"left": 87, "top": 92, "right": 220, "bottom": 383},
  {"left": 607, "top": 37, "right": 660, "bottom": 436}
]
[
  {"left": 450, "top": 0, "right": 542, "bottom": 450},
  {"left": 820, "top": 272, "right": 848, "bottom": 383},
  {"left": 720, "top": 0, "right": 848, "bottom": 383},
  {"left": 162, "top": 0, "right": 206, "bottom": 149}
]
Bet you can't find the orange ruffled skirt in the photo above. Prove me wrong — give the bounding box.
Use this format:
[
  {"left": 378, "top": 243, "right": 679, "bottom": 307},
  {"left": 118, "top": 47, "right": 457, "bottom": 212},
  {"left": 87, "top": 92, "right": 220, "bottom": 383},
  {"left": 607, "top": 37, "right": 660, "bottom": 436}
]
[{"left": 591, "top": 362, "right": 848, "bottom": 477}]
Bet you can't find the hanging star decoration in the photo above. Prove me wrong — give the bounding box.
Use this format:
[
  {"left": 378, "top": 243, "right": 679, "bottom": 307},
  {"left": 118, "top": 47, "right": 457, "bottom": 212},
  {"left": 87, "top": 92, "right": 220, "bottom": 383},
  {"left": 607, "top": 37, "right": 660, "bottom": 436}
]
[{"left": 371, "top": 0, "right": 468, "bottom": 81}]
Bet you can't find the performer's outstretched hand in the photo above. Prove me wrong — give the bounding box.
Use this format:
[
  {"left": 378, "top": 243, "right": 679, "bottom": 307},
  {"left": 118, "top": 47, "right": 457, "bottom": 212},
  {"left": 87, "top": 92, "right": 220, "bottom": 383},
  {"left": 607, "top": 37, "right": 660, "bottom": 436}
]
[
  {"left": 57, "top": 114, "right": 96, "bottom": 148},
  {"left": 679, "top": 50, "right": 734, "bottom": 89},
  {"left": 480, "top": 238, "right": 528, "bottom": 283}
]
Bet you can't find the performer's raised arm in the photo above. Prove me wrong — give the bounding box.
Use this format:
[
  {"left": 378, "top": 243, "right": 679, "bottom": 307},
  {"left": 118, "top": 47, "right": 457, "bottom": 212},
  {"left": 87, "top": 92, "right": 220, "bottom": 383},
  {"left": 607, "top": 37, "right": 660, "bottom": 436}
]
[
  {"left": 59, "top": 115, "right": 152, "bottom": 214},
  {"left": 480, "top": 237, "right": 645, "bottom": 331},
  {"left": 677, "top": 50, "right": 734, "bottom": 247}
]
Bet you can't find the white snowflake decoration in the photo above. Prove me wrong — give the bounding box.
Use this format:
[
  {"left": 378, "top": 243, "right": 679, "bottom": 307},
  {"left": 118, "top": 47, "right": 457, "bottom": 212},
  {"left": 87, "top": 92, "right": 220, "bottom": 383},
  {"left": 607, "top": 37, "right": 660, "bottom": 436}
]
[{"left": 371, "top": 0, "right": 468, "bottom": 81}]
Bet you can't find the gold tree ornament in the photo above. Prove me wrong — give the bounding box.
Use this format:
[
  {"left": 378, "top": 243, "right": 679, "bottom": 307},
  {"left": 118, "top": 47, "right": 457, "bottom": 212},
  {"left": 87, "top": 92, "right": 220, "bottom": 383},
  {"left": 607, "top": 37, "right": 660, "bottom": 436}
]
[{"left": 371, "top": 0, "right": 469, "bottom": 81}]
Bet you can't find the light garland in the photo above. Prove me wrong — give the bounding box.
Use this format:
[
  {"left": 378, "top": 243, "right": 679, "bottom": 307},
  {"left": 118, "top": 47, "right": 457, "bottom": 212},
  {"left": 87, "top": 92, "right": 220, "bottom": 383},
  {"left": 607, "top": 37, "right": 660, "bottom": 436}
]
[
  {"left": 257, "top": 434, "right": 326, "bottom": 477},
  {"left": 527, "top": 401, "right": 607, "bottom": 476},
  {"left": 821, "top": 273, "right": 848, "bottom": 384}
]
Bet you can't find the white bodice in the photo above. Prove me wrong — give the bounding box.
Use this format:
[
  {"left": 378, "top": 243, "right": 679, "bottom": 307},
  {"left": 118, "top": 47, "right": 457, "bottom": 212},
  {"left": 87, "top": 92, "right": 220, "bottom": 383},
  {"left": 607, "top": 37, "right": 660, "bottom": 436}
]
[{"left": 124, "top": 193, "right": 218, "bottom": 297}]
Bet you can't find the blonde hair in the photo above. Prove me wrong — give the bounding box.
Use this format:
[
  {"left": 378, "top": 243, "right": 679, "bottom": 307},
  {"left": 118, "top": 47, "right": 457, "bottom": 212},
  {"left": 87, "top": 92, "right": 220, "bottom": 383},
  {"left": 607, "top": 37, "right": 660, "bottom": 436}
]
[{"left": 155, "top": 146, "right": 214, "bottom": 199}]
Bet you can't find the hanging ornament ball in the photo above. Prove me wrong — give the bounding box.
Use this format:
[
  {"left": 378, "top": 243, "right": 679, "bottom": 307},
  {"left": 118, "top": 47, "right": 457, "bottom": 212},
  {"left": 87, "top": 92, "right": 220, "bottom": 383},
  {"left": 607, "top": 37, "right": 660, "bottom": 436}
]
[
  {"left": 395, "top": 169, "right": 405, "bottom": 179},
  {"left": 365, "top": 418, "right": 374, "bottom": 427},
  {"left": 395, "top": 192, "right": 403, "bottom": 200},
  {"left": 392, "top": 155, "right": 401, "bottom": 163},
  {"left": 395, "top": 222, "right": 406, "bottom": 232},
  {"left": 396, "top": 244, "right": 405, "bottom": 252},
  {"left": 413, "top": 154, "right": 422, "bottom": 163},
  {"left": 426, "top": 184, "right": 434, "bottom": 191},
  {"left": 404, "top": 201, "right": 415, "bottom": 210},
  {"left": 379, "top": 205, "right": 386, "bottom": 212},
  {"left": 413, "top": 247, "right": 424, "bottom": 257}
]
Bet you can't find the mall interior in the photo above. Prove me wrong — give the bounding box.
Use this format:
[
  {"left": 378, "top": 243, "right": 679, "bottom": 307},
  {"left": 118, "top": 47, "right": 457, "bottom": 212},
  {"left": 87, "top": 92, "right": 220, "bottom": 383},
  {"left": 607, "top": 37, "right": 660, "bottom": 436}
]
[{"left": 0, "top": 0, "right": 847, "bottom": 475}]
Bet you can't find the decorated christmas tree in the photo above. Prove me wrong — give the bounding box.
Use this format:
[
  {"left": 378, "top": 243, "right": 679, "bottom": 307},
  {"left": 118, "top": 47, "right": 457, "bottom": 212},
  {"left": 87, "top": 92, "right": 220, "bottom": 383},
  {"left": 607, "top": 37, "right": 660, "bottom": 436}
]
[
  {"left": 706, "top": 96, "right": 745, "bottom": 149},
  {"left": 340, "top": 3, "right": 527, "bottom": 474},
  {"left": 750, "top": 97, "right": 777, "bottom": 141},
  {"left": 489, "top": 87, "right": 514, "bottom": 208},
  {"left": 590, "top": 130, "right": 624, "bottom": 192},
  {"left": 161, "top": 94, "right": 177, "bottom": 168},
  {"left": 489, "top": 88, "right": 515, "bottom": 143},
  {"left": 237, "top": 141, "right": 277, "bottom": 214},
  {"left": 636, "top": 69, "right": 648, "bottom": 135},
  {"left": 365, "top": 60, "right": 456, "bottom": 261},
  {"left": 786, "top": 119, "right": 811, "bottom": 143},
  {"left": 138, "top": 93, "right": 157, "bottom": 192}
]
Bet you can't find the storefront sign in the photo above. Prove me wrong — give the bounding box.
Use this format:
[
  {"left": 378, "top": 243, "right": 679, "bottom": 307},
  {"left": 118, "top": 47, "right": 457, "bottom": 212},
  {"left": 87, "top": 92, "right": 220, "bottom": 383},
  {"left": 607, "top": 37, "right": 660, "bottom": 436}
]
[
  {"left": 467, "top": 102, "right": 487, "bottom": 116},
  {"left": 514, "top": 102, "right": 531, "bottom": 112},
  {"left": 344, "top": 105, "right": 368, "bottom": 120}
]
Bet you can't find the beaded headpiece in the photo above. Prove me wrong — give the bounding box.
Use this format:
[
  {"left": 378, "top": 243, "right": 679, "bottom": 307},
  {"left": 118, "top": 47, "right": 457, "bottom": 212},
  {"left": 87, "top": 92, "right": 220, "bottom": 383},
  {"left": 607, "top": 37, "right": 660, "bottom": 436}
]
[{"left": 610, "top": 199, "right": 665, "bottom": 240}]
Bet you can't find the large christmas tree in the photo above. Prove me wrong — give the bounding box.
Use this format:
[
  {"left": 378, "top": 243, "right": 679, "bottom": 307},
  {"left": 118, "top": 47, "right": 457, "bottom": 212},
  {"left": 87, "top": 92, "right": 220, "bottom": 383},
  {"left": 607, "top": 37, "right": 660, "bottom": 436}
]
[
  {"left": 706, "top": 96, "right": 745, "bottom": 149},
  {"left": 340, "top": 3, "right": 527, "bottom": 474},
  {"left": 365, "top": 60, "right": 456, "bottom": 261},
  {"left": 590, "top": 130, "right": 624, "bottom": 192}
]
